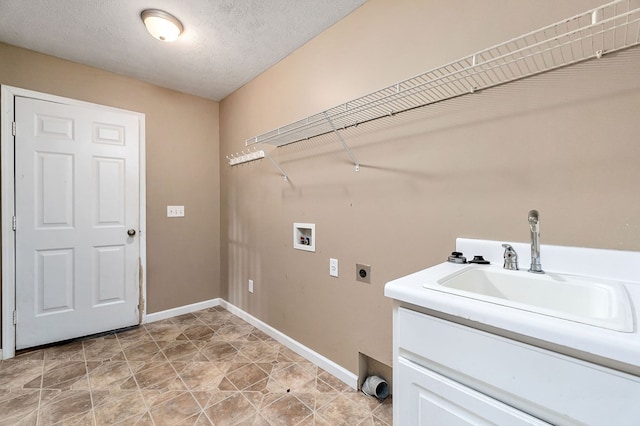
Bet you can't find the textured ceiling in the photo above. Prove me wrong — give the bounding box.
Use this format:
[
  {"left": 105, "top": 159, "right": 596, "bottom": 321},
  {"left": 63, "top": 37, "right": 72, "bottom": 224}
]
[{"left": 0, "top": 0, "right": 366, "bottom": 101}]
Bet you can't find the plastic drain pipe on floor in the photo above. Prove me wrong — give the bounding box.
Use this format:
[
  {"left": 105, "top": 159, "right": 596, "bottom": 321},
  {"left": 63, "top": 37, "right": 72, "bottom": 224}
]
[{"left": 362, "top": 375, "right": 389, "bottom": 400}]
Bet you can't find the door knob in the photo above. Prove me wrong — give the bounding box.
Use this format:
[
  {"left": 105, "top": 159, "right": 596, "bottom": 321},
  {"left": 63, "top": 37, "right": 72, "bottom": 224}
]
[{"left": 127, "top": 229, "right": 136, "bottom": 237}]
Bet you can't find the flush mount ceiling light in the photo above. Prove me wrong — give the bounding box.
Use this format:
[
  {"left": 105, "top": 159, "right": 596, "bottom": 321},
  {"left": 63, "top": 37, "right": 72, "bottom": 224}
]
[{"left": 140, "top": 9, "right": 183, "bottom": 42}]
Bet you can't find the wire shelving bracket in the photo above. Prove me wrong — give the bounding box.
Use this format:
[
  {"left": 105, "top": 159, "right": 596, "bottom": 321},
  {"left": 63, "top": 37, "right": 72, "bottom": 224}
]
[
  {"left": 324, "top": 112, "right": 360, "bottom": 172},
  {"left": 234, "top": 0, "right": 640, "bottom": 178},
  {"left": 263, "top": 149, "right": 289, "bottom": 182}
]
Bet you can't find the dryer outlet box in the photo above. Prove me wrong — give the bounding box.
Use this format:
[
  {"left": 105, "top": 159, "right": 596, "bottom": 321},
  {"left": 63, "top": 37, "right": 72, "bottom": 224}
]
[{"left": 356, "top": 264, "right": 371, "bottom": 284}]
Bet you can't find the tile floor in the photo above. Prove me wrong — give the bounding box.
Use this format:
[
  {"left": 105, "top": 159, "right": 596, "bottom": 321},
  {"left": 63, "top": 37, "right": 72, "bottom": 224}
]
[{"left": 0, "top": 306, "right": 392, "bottom": 425}]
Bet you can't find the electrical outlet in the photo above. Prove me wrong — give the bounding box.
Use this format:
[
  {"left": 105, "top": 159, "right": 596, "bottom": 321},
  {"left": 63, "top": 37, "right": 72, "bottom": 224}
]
[
  {"left": 248, "top": 279, "right": 254, "bottom": 293},
  {"left": 356, "top": 264, "right": 371, "bottom": 284},
  {"left": 167, "top": 205, "right": 185, "bottom": 217},
  {"left": 330, "top": 258, "right": 338, "bottom": 277}
]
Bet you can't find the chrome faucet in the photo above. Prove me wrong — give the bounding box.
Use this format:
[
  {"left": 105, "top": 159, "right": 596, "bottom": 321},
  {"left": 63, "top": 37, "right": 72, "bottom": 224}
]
[
  {"left": 528, "top": 210, "right": 544, "bottom": 273},
  {"left": 502, "top": 244, "right": 519, "bottom": 270}
]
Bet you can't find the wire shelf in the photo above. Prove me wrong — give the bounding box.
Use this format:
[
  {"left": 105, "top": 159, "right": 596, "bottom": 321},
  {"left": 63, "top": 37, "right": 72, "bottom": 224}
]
[{"left": 244, "top": 0, "right": 640, "bottom": 148}]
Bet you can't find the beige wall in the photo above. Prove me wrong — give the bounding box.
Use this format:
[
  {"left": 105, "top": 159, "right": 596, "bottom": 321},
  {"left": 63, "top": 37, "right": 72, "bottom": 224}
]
[
  {"left": 0, "top": 42, "right": 221, "bottom": 316},
  {"left": 219, "top": 0, "right": 640, "bottom": 374}
]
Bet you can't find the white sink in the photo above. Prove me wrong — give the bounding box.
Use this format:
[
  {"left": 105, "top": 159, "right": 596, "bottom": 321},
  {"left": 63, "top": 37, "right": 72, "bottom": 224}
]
[{"left": 423, "top": 266, "right": 634, "bottom": 332}]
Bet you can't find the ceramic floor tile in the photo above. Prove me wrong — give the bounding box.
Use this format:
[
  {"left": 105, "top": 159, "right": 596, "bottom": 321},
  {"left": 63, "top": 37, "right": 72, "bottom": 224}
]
[
  {"left": 313, "top": 415, "right": 337, "bottom": 425},
  {"left": 214, "top": 323, "right": 255, "bottom": 341},
  {"left": 269, "top": 363, "right": 316, "bottom": 393},
  {"left": 121, "top": 340, "right": 166, "bottom": 362},
  {"left": 145, "top": 323, "right": 185, "bottom": 341},
  {"left": 92, "top": 390, "right": 148, "bottom": 425},
  {"left": 217, "top": 376, "right": 239, "bottom": 391},
  {"left": 317, "top": 369, "right": 353, "bottom": 392},
  {"left": 43, "top": 341, "right": 85, "bottom": 361},
  {"left": 130, "top": 362, "right": 185, "bottom": 391},
  {"left": 277, "top": 347, "right": 307, "bottom": 363},
  {"left": 199, "top": 341, "right": 239, "bottom": 362},
  {"left": 373, "top": 415, "right": 392, "bottom": 426},
  {"left": 148, "top": 392, "right": 203, "bottom": 425},
  {"left": 236, "top": 340, "right": 280, "bottom": 363},
  {"left": 176, "top": 362, "right": 225, "bottom": 391},
  {"left": 11, "top": 350, "right": 44, "bottom": 361},
  {"left": 356, "top": 416, "right": 378, "bottom": 426},
  {"left": 1, "top": 307, "right": 392, "bottom": 424},
  {"left": 315, "top": 393, "right": 375, "bottom": 426},
  {"left": 252, "top": 414, "right": 272, "bottom": 426},
  {"left": 82, "top": 336, "right": 124, "bottom": 362},
  {"left": 264, "top": 374, "right": 292, "bottom": 394},
  {"left": 260, "top": 393, "right": 313, "bottom": 426},
  {"left": 343, "top": 390, "right": 385, "bottom": 412},
  {"left": 169, "top": 313, "right": 201, "bottom": 325},
  {"left": 37, "top": 390, "right": 93, "bottom": 425},
  {"left": 204, "top": 392, "right": 257, "bottom": 426},
  {"left": 247, "top": 329, "right": 273, "bottom": 342},
  {"left": 0, "top": 389, "right": 40, "bottom": 425},
  {"left": 243, "top": 377, "right": 270, "bottom": 394},
  {"left": 241, "top": 390, "right": 264, "bottom": 410},
  {"left": 0, "top": 360, "right": 44, "bottom": 390},
  {"left": 158, "top": 340, "right": 201, "bottom": 362},
  {"left": 192, "top": 311, "right": 223, "bottom": 324},
  {"left": 295, "top": 414, "right": 316, "bottom": 426},
  {"left": 314, "top": 393, "right": 340, "bottom": 411},
  {"left": 177, "top": 324, "right": 216, "bottom": 341},
  {"left": 315, "top": 376, "right": 340, "bottom": 393},
  {"left": 224, "top": 363, "right": 270, "bottom": 391},
  {"left": 0, "top": 410, "right": 38, "bottom": 426},
  {"left": 290, "top": 392, "right": 317, "bottom": 412},
  {"left": 134, "top": 411, "right": 155, "bottom": 425},
  {"left": 116, "top": 326, "right": 153, "bottom": 341},
  {"left": 35, "top": 361, "right": 88, "bottom": 390},
  {"left": 372, "top": 396, "right": 393, "bottom": 425},
  {"left": 86, "top": 361, "right": 137, "bottom": 391},
  {"left": 187, "top": 412, "right": 214, "bottom": 425}
]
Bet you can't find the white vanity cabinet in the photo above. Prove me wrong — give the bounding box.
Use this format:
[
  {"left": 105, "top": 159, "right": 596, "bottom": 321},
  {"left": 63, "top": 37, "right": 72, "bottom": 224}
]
[
  {"left": 394, "top": 307, "right": 640, "bottom": 426},
  {"left": 397, "top": 357, "right": 549, "bottom": 425}
]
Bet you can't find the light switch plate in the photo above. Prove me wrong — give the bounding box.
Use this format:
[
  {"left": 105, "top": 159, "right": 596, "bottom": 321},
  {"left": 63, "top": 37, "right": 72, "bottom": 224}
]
[{"left": 167, "top": 205, "right": 185, "bottom": 217}]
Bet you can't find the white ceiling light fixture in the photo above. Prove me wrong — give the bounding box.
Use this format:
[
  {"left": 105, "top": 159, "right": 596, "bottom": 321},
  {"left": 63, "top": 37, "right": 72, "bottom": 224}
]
[{"left": 140, "top": 9, "right": 183, "bottom": 42}]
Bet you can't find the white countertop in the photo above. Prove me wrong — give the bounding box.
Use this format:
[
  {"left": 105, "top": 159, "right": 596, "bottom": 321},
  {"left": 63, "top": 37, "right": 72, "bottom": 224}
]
[{"left": 384, "top": 238, "right": 640, "bottom": 370}]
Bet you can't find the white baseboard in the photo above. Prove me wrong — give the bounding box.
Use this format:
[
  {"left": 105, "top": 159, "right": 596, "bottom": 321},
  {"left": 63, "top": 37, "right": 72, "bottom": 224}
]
[
  {"left": 219, "top": 300, "right": 358, "bottom": 390},
  {"left": 145, "top": 298, "right": 358, "bottom": 390},
  {"left": 145, "top": 298, "right": 222, "bottom": 323}
]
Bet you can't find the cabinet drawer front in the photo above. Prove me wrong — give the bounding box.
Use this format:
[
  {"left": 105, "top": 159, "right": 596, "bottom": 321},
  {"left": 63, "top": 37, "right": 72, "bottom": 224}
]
[
  {"left": 397, "top": 308, "right": 640, "bottom": 426},
  {"left": 398, "top": 357, "right": 550, "bottom": 426}
]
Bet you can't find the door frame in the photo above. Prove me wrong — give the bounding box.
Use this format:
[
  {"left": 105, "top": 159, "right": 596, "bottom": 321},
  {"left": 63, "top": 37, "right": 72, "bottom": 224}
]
[{"left": 1, "top": 85, "right": 147, "bottom": 359}]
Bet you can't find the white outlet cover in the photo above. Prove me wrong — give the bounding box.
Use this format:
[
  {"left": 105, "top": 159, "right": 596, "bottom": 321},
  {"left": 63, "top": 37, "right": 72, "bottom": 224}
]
[
  {"left": 330, "top": 258, "right": 338, "bottom": 277},
  {"left": 167, "top": 205, "right": 185, "bottom": 217},
  {"left": 248, "top": 279, "right": 254, "bottom": 293}
]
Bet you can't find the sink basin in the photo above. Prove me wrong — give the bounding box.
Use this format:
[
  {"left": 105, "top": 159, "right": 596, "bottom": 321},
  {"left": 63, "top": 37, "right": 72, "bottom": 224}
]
[{"left": 423, "top": 266, "right": 634, "bottom": 332}]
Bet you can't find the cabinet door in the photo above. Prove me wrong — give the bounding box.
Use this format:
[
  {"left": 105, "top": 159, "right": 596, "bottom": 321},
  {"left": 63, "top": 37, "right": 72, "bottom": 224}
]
[{"left": 398, "top": 357, "right": 550, "bottom": 426}]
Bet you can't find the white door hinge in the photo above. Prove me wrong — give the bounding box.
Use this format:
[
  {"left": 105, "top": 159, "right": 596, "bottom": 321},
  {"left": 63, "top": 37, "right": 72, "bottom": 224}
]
[
  {"left": 12, "top": 121, "right": 16, "bottom": 136},
  {"left": 12, "top": 216, "right": 16, "bottom": 231},
  {"left": 13, "top": 310, "right": 17, "bottom": 325}
]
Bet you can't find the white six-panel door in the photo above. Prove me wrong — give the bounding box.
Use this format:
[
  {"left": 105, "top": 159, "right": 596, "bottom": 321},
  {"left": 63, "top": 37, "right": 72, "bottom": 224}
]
[{"left": 14, "top": 96, "right": 140, "bottom": 349}]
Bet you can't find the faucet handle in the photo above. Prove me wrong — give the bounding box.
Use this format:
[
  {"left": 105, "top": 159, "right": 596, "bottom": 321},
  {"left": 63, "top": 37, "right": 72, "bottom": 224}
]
[{"left": 502, "top": 244, "right": 519, "bottom": 270}]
